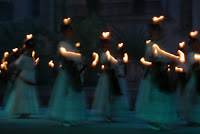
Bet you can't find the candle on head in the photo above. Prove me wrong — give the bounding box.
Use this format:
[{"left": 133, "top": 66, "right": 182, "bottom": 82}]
[
  {"left": 26, "top": 34, "right": 33, "bottom": 40},
  {"left": 76, "top": 42, "right": 80, "bottom": 48},
  {"left": 190, "top": 31, "right": 198, "bottom": 38},
  {"left": 118, "top": 43, "right": 124, "bottom": 48},
  {"left": 179, "top": 41, "right": 185, "bottom": 48},
  {"left": 146, "top": 40, "right": 151, "bottom": 44},
  {"left": 102, "top": 32, "right": 110, "bottom": 39},
  {"left": 63, "top": 17, "right": 71, "bottom": 25},
  {"left": 101, "top": 65, "right": 105, "bottom": 70},
  {"left": 152, "top": 15, "right": 165, "bottom": 23}
]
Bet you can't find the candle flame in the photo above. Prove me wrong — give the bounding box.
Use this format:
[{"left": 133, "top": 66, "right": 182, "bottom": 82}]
[
  {"left": 48, "top": 60, "right": 55, "bottom": 68},
  {"left": 26, "top": 34, "right": 33, "bottom": 40},
  {"left": 76, "top": 42, "right": 80, "bottom": 48},
  {"left": 101, "top": 65, "right": 105, "bottom": 70},
  {"left": 2, "top": 52, "right": 9, "bottom": 63},
  {"left": 190, "top": 31, "right": 198, "bottom": 38},
  {"left": 118, "top": 43, "right": 124, "bottom": 48},
  {"left": 168, "top": 65, "right": 170, "bottom": 67},
  {"left": 35, "top": 57, "right": 40, "bottom": 65},
  {"left": 152, "top": 15, "right": 165, "bottom": 23},
  {"left": 102, "top": 32, "right": 110, "bottom": 39},
  {"left": 12, "top": 48, "right": 19, "bottom": 53},
  {"left": 92, "top": 52, "right": 99, "bottom": 67},
  {"left": 63, "top": 17, "right": 71, "bottom": 25},
  {"left": 194, "top": 54, "right": 200, "bottom": 61},
  {"left": 152, "top": 44, "right": 179, "bottom": 59},
  {"left": 60, "top": 47, "right": 81, "bottom": 57},
  {"left": 175, "top": 66, "right": 184, "bottom": 72},
  {"left": 123, "top": 53, "right": 128, "bottom": 63},
  {"left": 178, "top": 50, "right": 185, "bottom": 63},
  {"left": 168, "top": 68, "right": 171, "bottom": 72},
  {"left": 32, "top": 51, "right": 36, "bottom": 58},
  {"left": 146, "top": 40, "right": 151, "bottom": 44},
  {"left": 106, "top": 51, "right": 118, "bottom": 63},
  {"left": 140, "top": 57, "right": 152, "bottom": 66},
  {"left": 179, "top": 41, "right": 185, "bottom": 48},
  {"left": 1, "top": 61, "right": 8, "bottom": 70}
]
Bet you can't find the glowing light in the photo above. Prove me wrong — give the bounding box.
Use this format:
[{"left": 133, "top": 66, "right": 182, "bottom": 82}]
[
  {"left": 76, "top": 42, "right": 80, "bottom": 48},
  {"left": 34, "top": 57, "right": 40, "bottom": 65},
  {"left": 106, "top": 51, "right": 118, "bottom": 63},
  {"left": 179, "top": 41, "right": 185, "bottom": 48},
  {"left": 168, "top": 68, "right": 171, "bottom": 72},
  {"left": 32, "top": 51, "right": 36, "bottom": 58},
  {"left": 152, "top": 15, "right": 165, "bottom": 23},
  {"left": 118, "top": 43, "right": 124, "bottom": 48},
  {"left": 175, "top": 66, "right": 184, "bottom": 72},
  {"left": 2, "top": 52, "right": 9, "bottom": 63},
  {"left": 63, "top": 17, "right": 71, "bottom": 25},
  {"left": 48, "top": 60, "right": 55, "bottom": 68},
  {"left": 152, "top": 44, "right": 179, "bottom": 59},
  {"left": 12, "top": 48, "right": 18, "bottom": 53},
  {"left": 101, "top": 65, "right": 105, "bottom": 70},
  {"left": 26, "top": 34, "right": 33, "bottom": 40},
  {"left": 146, "top": 40, "right": 151, "bottom": 44},
  {"left": 92, "top": 52, "right": 99, "bottom": 67},
  {"left": 102, "top": 32, "right": 110, "bottom": 39},
  {"left": 194, "top": 54, "right": 200, "bottom": 61},
  {"left": 60, "top": 47, "right": 81, "bottom": 57},
  {"left": 140, "top": 57, "right": 152, "bottom": 66},
  {"left": 190, "top": 31, "right": 198, "bottom": 38},
  {"left": 123, "top": 53, "right": 128, "bottom": 63},
  {"left": 178, "top": 50, "right": 185, "bottom": 63}
]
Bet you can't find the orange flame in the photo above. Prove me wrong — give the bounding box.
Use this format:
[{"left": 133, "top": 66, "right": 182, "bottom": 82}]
[
  {"left": 106, "top": 51, "right": 118, "bottom": 63},
  {"left": 152, "top": 15, "right": 165, "bottom": 23},
  {"left": 140, "top": 57, "right": 152, "bottom": 66},
  {"left": 190, "top": 31, "right": 198, "bottom": 38},
  {"left": 146, "top": 40, "right": 151, "bottom": 44},
  {"left": 92, "top": 52, "right": 99, "bottom": 67},
  {"left": 48, "top": 60, "right": 55, "bottom": 68},
  {"left": 118, "top": 43, "right": 124, "bottom": 48},
  {"left": 12, "top": 48, "right": 19, "bottom": 53},
  {"left": 60, "top": 47, "right": 81, "bottom": 57},
  {"left": 76, "top": 42, "right": 80, "bottom": 48},
  {"left": 152, "top": 44, "right": 179, "bottom": 59},
  {"left": 1, "top": 61, "right": 8, "bottom": 70},
  {"left": 175, "top": 66, "right": 184, "bottom": 72},
  {"left": 34, "top": 57, "right": 40, "bottom": 65},
  {"left": 32, "top": 51, "right": 36, "bottom": 58},
  {"left": 26, "top": 34, "right": 33, "bottom": 40},
  {"left": 177, "top": 50, "right": 185, "bottom": 63},
  {"left": 63, "top": 17, "right": 71, "bottom": 25},
  {"left": 179, "top": 41, "right": 185, "bottom": 48},
  {"left": 102, "top": 32, "right": 110, "bottom": 39},
  {"left": 194, "top": 54, "right": 200, "bottom": 61},
  {"left": 2, "top": 52, "right": 9, "bottom": 63},
  {"left": 123, "top": 53, "right": 128, "bottom": 63},
  {"left": 101, "top": 65, "right": 105, "bottom": 70}
]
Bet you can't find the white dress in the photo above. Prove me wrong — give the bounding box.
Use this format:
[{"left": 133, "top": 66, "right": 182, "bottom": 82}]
[
  {"left": 49, "top": 41, "right": 86, "bottom": 122},
  {"left": 183, "top": 52, "right": 200, "bottom": 123},
  {"left": 6, "top": 55, "right": 39, "bottom": 115},
  {"left": 135, "top": 40, "right": 178, "bottom": 124},
  {"left": 92, "top": 52, "right": 129, "bottom": 120}
]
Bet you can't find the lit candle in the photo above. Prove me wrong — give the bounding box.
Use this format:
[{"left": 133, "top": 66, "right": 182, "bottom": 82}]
[
  {"left": 194, "top": 54, "right": 200, "bottom": 61},
  {"left": 177, "top": 50, "right": 185, "bottom": 63},
  {"left": 179, "top": 41, "right": 185, "bottom": 48},
  {"left": 168, "top": 68, "right": 171, "bottom": 72},
  {"left": 2, "top": 52, "right": 9, "bottom": 63},
  {"left": 32, "top": 51, "right": 36, "bottom": 58},
  {"left": 140, "top": 57, "right": 152, "bottom": 66},
  {"left": 63, "top": 17, "right": 71, "bottom": 25},
  {"left": 12, "top": 48, "right": 19, "bottom": 53},
  {"left": 102, "top": 32, "right": 110, "bottom": 39},
  {"left": 146, "top": 40, "right": 151, "bottom": 44},
  {"left": 92, "top": 52, "right": 99, "bottom": 67},
  {"left": 101, "top": 65, "right": 105, "bottom": 70},
  {"left": 118, "top": 43, "right": 124, "bottom": 48},
  {"left": 123, "top": 53, "right": 128, "bottom": 63},
  {"left": 26, "top": 34, "right": 33, "bottom": 40},
  {"left": 190, "top": 31, "right": 198, "bottom": 38},
  {"left": 76, "top": 42, "right": 80, "bottom": 48},
  {"left": 48, "top": 60, "right": 55, "bottom": 68},
  {"left": 34, "top": 57, "right": 40, "bottom": 65},
  {"left": 175, "top": 66, "right": 184, "bottom": 72},
  {"left": 152, "top": 15, "right": 165, "bottom": 23},
  {"left": 60, "top": 47, "right": 81, "bottom": 58}
]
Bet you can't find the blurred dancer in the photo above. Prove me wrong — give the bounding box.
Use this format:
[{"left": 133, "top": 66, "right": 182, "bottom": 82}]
[
  {"left": 5, "top": 35, "right": 39, "bottom": 118},
  {"left": 92, "top": 33, "right": 129, "bottom": 122},
  {"left": 49, "top": 18, "right": 86, "bottom": 127},
  {"left": 183, "top": 31, "right": 200, "bottom": 126},
  {"left": 135, "top": 17, "right": 178, "bottom": 130}
]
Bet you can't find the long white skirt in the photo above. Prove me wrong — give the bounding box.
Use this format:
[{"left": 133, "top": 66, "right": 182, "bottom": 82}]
[
  {"left": 92, "top": 73, "right": 129, "bottom": 119},
  {"left": 135, "top": 74, "right": 178, "bottom": 124},
  {"left": 184, "top": 74, "right": 200, "bottom": 123},
  {"left": 49, "top": 70, "right": 86, "bottom": 122},
  {"left": 6, "top": 78, "right": 39, "bottom": 115}
]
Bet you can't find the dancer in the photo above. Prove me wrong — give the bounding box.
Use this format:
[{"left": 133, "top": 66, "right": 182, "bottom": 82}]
[
  {"left": 5, "top": 34, "right": 39, "bottom": 118},
  {"left": 49, "top": 18, "right": 86, "bottom": 127},
  {"left": 92, "top": 32, "right": 129, "bottom": 122},
  {"left": 183, "top": 31, "right": 200, "bottom": 126},
  {"left": 135, "top": 16, "right": 178, "bottom": 130}
]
